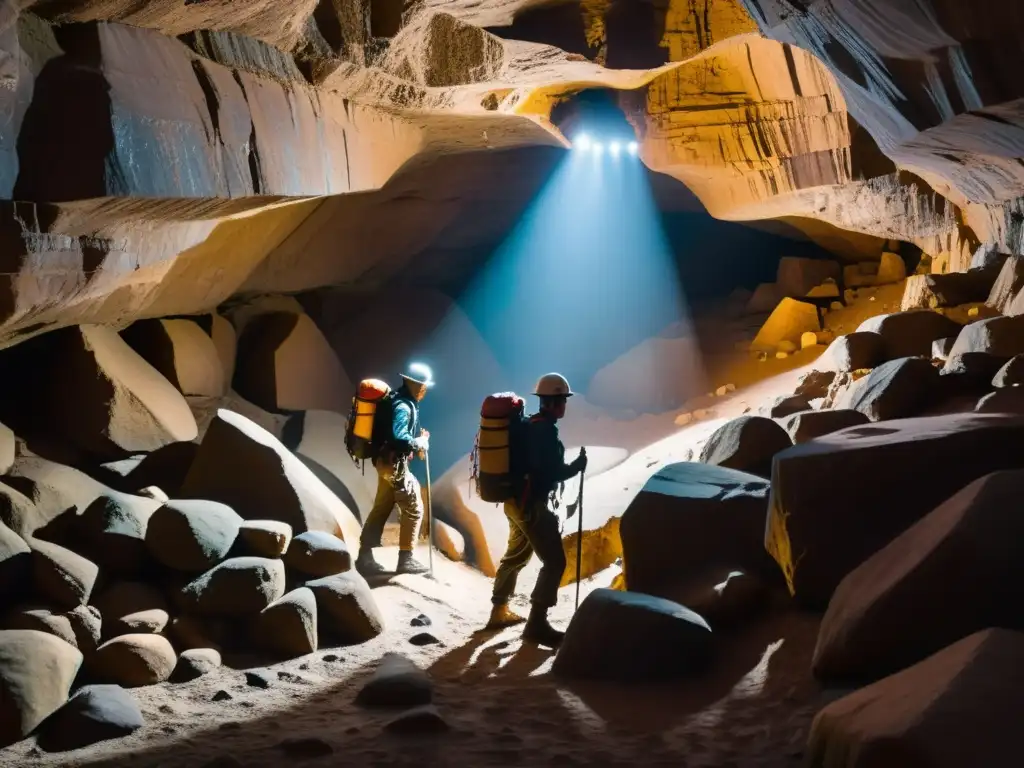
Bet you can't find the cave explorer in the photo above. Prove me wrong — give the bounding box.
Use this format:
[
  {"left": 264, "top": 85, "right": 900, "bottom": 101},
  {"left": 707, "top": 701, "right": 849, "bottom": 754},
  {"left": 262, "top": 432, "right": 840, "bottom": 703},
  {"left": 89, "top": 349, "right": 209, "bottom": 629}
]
[
  {"left": 486, "top": 372, "right": 588, "bottom": 649},
  {"left": 355, "top": 363, "right": 433, "bottom": 577}
]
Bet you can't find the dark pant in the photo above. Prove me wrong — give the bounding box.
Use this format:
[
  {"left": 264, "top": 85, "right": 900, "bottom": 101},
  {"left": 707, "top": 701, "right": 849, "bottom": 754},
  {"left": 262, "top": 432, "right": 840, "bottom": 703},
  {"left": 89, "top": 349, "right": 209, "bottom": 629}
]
[
  {"left": 491, "top": 496, "right": 566, "bottom": 609},
  {"left": 360, "top": 456, "right": 423, "bottom": 552}
]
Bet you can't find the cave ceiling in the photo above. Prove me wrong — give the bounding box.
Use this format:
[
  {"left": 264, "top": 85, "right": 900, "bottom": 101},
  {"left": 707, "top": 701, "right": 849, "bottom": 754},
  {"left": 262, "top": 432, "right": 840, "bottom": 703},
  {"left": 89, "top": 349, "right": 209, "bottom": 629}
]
[{"left": 1, "top": 0, "right": 1023, "bottom": 345}]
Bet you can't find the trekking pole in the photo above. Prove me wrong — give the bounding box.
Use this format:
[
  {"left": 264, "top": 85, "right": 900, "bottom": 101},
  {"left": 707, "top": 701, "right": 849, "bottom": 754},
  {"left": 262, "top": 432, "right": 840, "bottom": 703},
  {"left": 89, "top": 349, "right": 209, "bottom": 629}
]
[
  {"left": 575, "top": 458, "right": 585, "bottom": 611},
  {"left": 423, "top": 448, "right": 434, "bottom": 578}
]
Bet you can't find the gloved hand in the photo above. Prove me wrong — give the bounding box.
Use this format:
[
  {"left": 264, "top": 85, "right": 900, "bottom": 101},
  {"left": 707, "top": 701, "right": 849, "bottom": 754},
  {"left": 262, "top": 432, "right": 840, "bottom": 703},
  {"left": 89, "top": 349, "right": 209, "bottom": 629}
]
[
  {"left": 413, "top": 430, "right": 430, "bottom": 454},
  {"left": 571, "top": 447, "right": 588, "bottom": 475}
]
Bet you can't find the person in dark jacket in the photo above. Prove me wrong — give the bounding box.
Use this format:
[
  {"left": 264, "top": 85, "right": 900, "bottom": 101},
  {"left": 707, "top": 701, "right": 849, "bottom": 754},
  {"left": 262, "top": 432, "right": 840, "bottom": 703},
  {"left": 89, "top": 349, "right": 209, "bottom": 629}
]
[
  {"left": 487, "top": 372, "right": 587, "bottom": 648},
  {"left": 355, "top": 363, "right": 433, "bottom": 576}
]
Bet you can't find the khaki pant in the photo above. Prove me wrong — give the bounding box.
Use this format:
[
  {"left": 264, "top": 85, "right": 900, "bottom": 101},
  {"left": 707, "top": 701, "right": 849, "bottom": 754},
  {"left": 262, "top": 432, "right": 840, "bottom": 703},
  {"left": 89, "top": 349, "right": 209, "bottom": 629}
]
[
  {"left": 491, "top": 496, "right": 566, "bottom": 609},
  {"left": 360, "top": 456, "right": 423, "bottom": 552}
]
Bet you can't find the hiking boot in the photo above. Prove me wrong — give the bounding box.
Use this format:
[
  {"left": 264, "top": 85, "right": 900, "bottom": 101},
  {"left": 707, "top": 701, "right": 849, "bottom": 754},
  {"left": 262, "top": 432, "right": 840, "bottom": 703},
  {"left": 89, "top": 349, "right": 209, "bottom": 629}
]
[
  {"left": 396, "top": 550, "right": 430, "bottom": 575},
  {"left": 523, "top": 611, "right": 564, "bottom": 649},
  {"left": 355, "top": 549, "right": 388, "bottom": 577},
  {"left": 485, "top": 604, "right": 527, "bottom": 630}
]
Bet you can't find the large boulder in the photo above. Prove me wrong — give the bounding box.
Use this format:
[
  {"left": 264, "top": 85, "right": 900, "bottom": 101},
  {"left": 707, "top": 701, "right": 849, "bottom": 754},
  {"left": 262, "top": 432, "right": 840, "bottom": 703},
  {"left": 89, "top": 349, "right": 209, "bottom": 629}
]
[
  {"left": 816, "top": 332, "right": 884, "bottom": 373},
  {"left": 3, "top": 458, "right": 108, "bottom": 537},
  {"left": 620, "top": 462, "right": 775, "bottom": 603},
  {"left": 776, "top": 257, "right": 840, "bottom": 298},
  {"left": 553, "top": 589, "right": 713, "bottom": 682},
  {"left": 761, "top": 394, "right": 811, "bottom": 418},
  {"left": 178, "top": 557, "right": 287, "bottom": 617},
  {"left": 901, "top": 268, "right": 998, "bottom": 310},
  {"left": 780, "top": 410, "right": 870, "bottom": 444},
  {"left": 233, "top": 311, "right": 350, "bottom": 414},
  {"left": 948, "top": 315, "right": 1024, "bottom": 359},
  {"left": 76, "top": 492, "right": 160, "bottom": 579},
  {"left": 814, "top": 470, "right": 1024, "bottom": 684},
  {"left": 0, "top": 630, "right": 82, "bottom": 747},
  {"left": 699, "top": 416, "right": 793, "bottom": 477},
  {"left": 179, "top": 409, "right": 361, "bottom": 543},
  {"left": 986, "top": 254, "right": 1024, "bottom": 314},
  {"left": 121, "top": 318, "right": 226, "bottom": 397},
  {"left": 856, "top": 310, "right": 962, "bottom": 361},
  {"left": 37, "top": 684, "right": 144, "bottom": 751},
  {"left": 281, "top": 410, "right": 375, "bottom": 522},
  {"left": 834, "top": 357, "right": 941, "bottom": 421},
  {"left": 806, "top": 629, "right": 1024, "bottom": 768},
  {"left": 750, "top": 298, "right": 820, "bottom": 353},
  {"left": 0, "top": 522, "right": 30, "bottom": 608},
  {"left": 106, "top": 441, "right": 200, "bottom": 498},
  {"left": 89, "top": 634, "right": 177, "bottom": 687},
  {"left": 284, "top": 531, "right": 351, "bottom": 578},
  {"left": 938, "top": 352, "right": 1005, "bottom": 398},
  {"left": 874, "top": 251, "right": 906, "bottom": 285},
  {"left": 237, "top": 520, "right": 293, "bottom": 558},
  {"left": 144, "top": 499, "right": 242, "bottom": 573},
  {"left": 34, "top": 325, "right": 197, "bottom": 460},
  {"left": 766, "top": 413, "right": 1024, "bottom": 609},
  {"left": 31, "top": 539, "right": 98, "bottom": 609},
  {"left": 253, "top": 587, "right": 318, "bottom": 659},
  {"left": 0, "top": 607, "right": 77, "bottom": 647},
  {"left": 306, "top": 571, "right": 383, "bottom": 644}
]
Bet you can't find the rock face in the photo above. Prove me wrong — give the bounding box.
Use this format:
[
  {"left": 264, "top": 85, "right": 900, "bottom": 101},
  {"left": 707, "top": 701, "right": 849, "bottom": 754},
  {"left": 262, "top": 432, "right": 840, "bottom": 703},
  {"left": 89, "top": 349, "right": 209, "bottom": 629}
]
[
  {"left": 121, "top": 318, "right": 227, "bottom": 397},
  {"left": 233, "top": 311, "right": 351, "bottom": 414},
  {"left": 776, "top": 257, "right": 840, "bottom": 298},
  {"left": 949, "top": 315, "right": 1024, "bottom": 359},
  {"left": 553, "top": 589, "right": 713, "bottom": 682},
  {"left": 986, "top": 256, "right": 1024, "bottom": 314},
  {"left": 766, "top": 414, "right": 1024, "bottom": 609},
  {"left": 179, "top": 409, "right": 360, "bottom": 543},
  {"left": 145, "top": 499, "right": 243, "bottom": 573},
  {"left": 814, "top": 470, "right": 1024, "bottom": 684},
  {"left": 620, "top": 462, "right": 774, "bottom": 604},
  {"left": 698, "top": 416, "right": 793, "bottom": 477},
  {"left": 807, "top": 629, "right": 1024, "bottom": 768}
]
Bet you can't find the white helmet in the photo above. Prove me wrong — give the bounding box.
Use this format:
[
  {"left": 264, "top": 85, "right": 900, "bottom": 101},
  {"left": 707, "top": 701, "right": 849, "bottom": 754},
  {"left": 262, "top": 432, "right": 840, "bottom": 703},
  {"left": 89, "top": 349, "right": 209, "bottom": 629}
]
[
  {"left": 533, "top": 372, "right": 574, "bottom": 398},
  {"left": 400, "top": 361, "right": 435, "bottom": 389}
]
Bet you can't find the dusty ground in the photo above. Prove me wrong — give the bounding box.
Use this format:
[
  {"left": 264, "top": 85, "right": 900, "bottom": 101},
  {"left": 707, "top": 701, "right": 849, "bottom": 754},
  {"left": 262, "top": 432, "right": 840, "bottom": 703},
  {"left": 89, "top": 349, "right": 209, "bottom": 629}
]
[{"left": 2, "top": 288, "right": 901, "bottom": 768}]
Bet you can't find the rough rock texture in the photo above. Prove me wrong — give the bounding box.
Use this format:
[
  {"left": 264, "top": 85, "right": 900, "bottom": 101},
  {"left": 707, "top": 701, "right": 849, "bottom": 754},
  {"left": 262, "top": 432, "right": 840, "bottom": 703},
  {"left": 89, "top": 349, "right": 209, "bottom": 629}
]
[
  {"left": 815, "top": 470, "right": 1024, "bottom": 684},
  {"left": 780, "top": 409, "right": 870, "bottom": 444},
  {"left": 698, "top": 416, "right": 793, "bottom": 478},
  {"left": 834, "top": 357, "right": 941, "bottom": 421},
  {"left": 92, "top": 582, "right": 170, "bottom": 640},
  {"left": 237, "top": 519, "right": 293, "bottom": 558},
  {"left": 620, "top": 462, "right": 775, "bottom": 605},
  {"left": 761, "top": 394, "right": 811, "bottom": 419},
  {"left": 0, "top": 630, "right": 82, "bottom": 747},
  {"left": 31, "top": 538, "right": 99, "bottom": 609},
  {"left": 807, "top": 629, "right": 1024, "bottom": 768},
  {"left": 553, "top": 589, "right": 713, "bottom": 682},
  {"left": 986, "top": 256, "right": 1024, "bottom": 314},
  {"left": 77, "top": 492, "right": 160, "bottom": 579},
  {"left": 767, "top": 414, "right": 1024, "bottom": 609},
  {"left": 180, "top": 409, "right": 360, "bottom": 543},
  {"left": 283, "top": 531, "right": 351, "bottom": 578},
  {"left": 901, "top": 268, "right": 998, "bottom": 310},
  {"left": 857, "top": 311, "right": 963, "bottom": 361},
  {"left": 306, "top": 571, "right": 383, "bottom": 645}
]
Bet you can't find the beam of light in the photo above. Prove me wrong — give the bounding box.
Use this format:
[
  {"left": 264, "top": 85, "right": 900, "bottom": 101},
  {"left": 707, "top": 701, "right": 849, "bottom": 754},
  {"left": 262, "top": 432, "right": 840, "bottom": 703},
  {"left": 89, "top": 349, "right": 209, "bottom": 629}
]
[
  {"left": 574, "top": 133, "right": 591, "bottom": 151},
  {"left": 592, "top": 142, "right": 604, "bottom": 156},
  {"left": 453, "top": 146, "right": 699, "bottom": 405},
  {"left": 627, "top": 141, "right": 638, "bottom": 156},
  {"left": 609, "top": 141, "right": 621, "bottom": 157}
]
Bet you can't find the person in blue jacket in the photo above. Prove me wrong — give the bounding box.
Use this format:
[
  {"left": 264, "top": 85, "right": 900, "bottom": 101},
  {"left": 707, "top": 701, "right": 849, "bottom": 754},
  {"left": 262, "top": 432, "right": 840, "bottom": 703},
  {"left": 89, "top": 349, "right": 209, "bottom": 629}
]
[{"left": 355, "top": 363, "right": 433, "bottom": 576}]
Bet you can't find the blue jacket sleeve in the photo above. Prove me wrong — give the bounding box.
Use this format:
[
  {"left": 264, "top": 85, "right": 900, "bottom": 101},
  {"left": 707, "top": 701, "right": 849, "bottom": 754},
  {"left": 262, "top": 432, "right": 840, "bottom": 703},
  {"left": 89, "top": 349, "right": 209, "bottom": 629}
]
[{"left": 391, "top": 401, "right": 419, "bottom": 453}]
